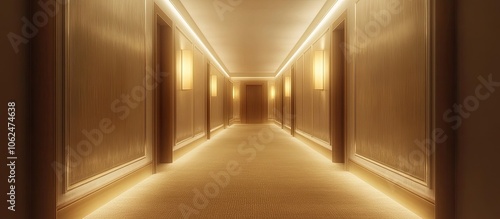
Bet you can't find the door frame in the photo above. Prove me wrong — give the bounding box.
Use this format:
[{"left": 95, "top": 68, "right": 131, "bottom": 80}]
[
  {"left": 330, "top": 12, "right": 347, "bottom": 163},
  {"left": 153, "top": 4, "right": 175, "bottom": 172}
]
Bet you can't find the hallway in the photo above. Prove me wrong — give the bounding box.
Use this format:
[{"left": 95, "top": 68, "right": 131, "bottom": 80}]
[{"left": 86, "top": 124, "right": 419, "bottom": 219}]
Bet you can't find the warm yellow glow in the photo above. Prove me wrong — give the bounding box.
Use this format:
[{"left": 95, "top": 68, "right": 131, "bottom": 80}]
[
  {"left": 285, "top": 76, "right": 291, "bottom": 97},
  {"left": 163, "top": 0, "right": 230, "bottom": 78},
  {"left": 276, "top": 0, "right": 345, "bottom": 78},
  {"left": 314, "top": 50, "right": 325, "bottom": 90},
  {"left": 181, "top": 50, "right": 193, "bottom": 90},
  {"left": 211, "top": 75, "right": 218, "bottom": 97},
  {"left": 270, "top": 86, "right": 275, "bottom": 99}
]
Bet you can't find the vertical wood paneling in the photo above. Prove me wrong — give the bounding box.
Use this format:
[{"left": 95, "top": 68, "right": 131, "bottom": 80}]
[
  {"left": 193, "top": 48, "right": 207, "bottom": 134},
  {"left": 275, "top": 76, "right": 283, "bottom": 125},
  {"left": 302, "top": 49, "right": 313, "bottom": 133},
  {"left": 210, "top": 65, "right": 224, "bottom": 129},
  {"left": 227, "top": 80, "right": 234, "bottom": 122},
  {"left": 292, "top": 32, "right": 330, "bottom": 144},
  {"left": 67, "top": 0, "right": 146, "bottom": 186},
  {"left": 233, "top": 82, "right": 241, "bottom": 121},
  {"left": 283, "top": 70, "right": 292, "bottom": 127},
  {"left": 295, "top": 56, "right": 304, "bottom": 130},
  {"left": 354, "top": 0, "right": 428, "bottom": 181},
  {"left": 268, "top": 81, "right": 275, "bottom": 120},
  {"left": 313, "top": 33, "right": 331, "bottom": 142},
  {"left": 175, "top": 30, "right": 194, "bottom": 143}
]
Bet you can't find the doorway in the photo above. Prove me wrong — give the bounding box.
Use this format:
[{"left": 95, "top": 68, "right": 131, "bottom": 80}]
[
  {"left": 154, "top": 7, "right": 174, "bottom": 169},
  {"left": 331, "top": 19, "right": 346, "bottom": 163},
  {"left": 246, "top": 85, "right": 263, "bottom": 124}
]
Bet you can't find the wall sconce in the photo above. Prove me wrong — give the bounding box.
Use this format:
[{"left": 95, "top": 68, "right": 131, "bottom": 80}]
[
  {"left": 313, "top": 50, "right": 325, "bottom": 90},
  {"left": 211, "top": 74, "right": 218, "bottom": 97},
  {"left": 270, "top": 85, "right": 275, "bottom": 99},
  {"left": 181, "top": 50, "right": 193, "bottom": 90},
  {"left": 285, "top": 76, "right": 291, "bottom": 97}
]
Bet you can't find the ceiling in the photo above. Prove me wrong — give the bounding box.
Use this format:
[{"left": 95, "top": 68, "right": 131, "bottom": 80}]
[{"left": 176, "top": 0, "right": 328, "bottom": 78}]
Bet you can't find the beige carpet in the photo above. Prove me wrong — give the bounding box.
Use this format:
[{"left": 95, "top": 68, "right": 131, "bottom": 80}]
[{"left": 86, "top": 124, "right": 420, "bottom": 219}]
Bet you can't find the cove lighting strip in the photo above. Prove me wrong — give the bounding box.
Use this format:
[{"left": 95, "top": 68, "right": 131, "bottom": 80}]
[
  {"left": 164, "top": 0, "right": 230, "bottom": 78},
  {"left": 275, "top": 0, "right": 345, "bottom": 78}
]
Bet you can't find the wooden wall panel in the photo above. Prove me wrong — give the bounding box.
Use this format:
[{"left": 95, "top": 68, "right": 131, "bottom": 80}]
[
  {"left": 302, "top": 49, "right": 313, "bottom": 133},
  {"left": 275, "top": 77, "right": 283, "bottom": 125},
  {"left": 292, "top": 32, "right": 331, "bottom": 144},
  {"left": 210, "top": 65, "right": 224, "bottom": 129},
  {"left": 295, "top": 56, "right": 304, "bottom": 130},
  {"left": 175, "top": 30, "right": 194, "bottom": 143},
  {"left": 354, "top": 0, "right": 428, "bottom": 181},
  {"left": 66, "top": 0, "right": 146, "bottom": 186},
  {"left": 283, "top": 69, "right": 292, "bottom": 128},
  {"left": 233, "top": 82, "right": 241, "bottom": 121},
  {"left": 226, "top": 79, "right": 234, "bottom": 124},
  {"left": 268, "top": 81, "right": 275, "bottom": 120},
  {"left": 313, "top": 33, "right": 331, "bottom": 142},
  {"left": 193, "top": 48, "right": 207, "bottom": 134}
]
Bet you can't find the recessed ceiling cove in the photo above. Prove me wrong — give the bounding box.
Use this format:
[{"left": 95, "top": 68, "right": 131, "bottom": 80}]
[{"left": 178, "top": 0, "right": 327, "bottom": 77}]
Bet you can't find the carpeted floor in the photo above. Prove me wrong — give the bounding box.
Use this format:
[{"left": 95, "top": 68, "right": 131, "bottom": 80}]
[{"left": 86, "top": 124, "right": 420, "bottom": 219}]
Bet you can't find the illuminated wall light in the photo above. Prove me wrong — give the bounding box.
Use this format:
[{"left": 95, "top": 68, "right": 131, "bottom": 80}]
[
  {"left": 285, "top": 76, "right": 291, "bottom": 97},
  {"left": 181, "top": 50, "right": 194, "bottom": 90},
  {"left": 314, "top": 50, "right": 325, "bottom": 90},
  {"left": 211, "top": 74, "right": 218, "bottom": 97},
  {"left": 163, "top": 0, "right": 230, "bottom": 78},
  {"left": 233, "top": 86, "right": 238, "bottom": 99},
  {"left": 275, "top": 0, "right": 345, "bottom": 78},
  {"left": 270, "top": 86, "right": 276, "bottom": 99}
]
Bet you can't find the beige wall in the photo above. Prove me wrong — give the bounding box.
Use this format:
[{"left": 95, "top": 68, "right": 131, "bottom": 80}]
[
  {"left": 274, "top": 0, "right": 446, "bottom": 217},
  {"left": 210, "top": 65, "right": 225, "bottom": 130},
  {"left": 294, "top": 32, "right": 331, "bottom": 144},
  {"left": 283, "top": 69, "right": 292, "bottom": 128},
  {"left": 268, "top": 81, "right": 275, "bottom": 120},
  {"left": 233, "top": 81, "right": 241, "bottom": 121},
  {"left": 65, "top": 0, "right": 147, "bottom": 187},
  {"left": 274, "top": 76, "right": 284, "bottom": 126},
  {"left": 175, "top": 30, "right": 208, "bottom": 144},
  {"left": 27, "top": 0, "right": 229, "bottom": 216},
  {"left": 226, "top": 79, "right": 234, "bottom": 124},
  {"left": 353, "top": 0, "right": 429, "bottom": 183}
]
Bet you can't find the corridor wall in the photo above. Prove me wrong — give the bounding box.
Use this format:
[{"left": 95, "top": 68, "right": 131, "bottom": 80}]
[
  {"left": 293, "top": 32, "right": 331, "bottom": 145},
  {"left": 58, "top": 0, "right": 150, "bottom": 208},
  {"left": 283, "top": 69, "right": 292, "bottom": 129},
  {"left": 268, "top": 81, "right": 276, "bottom": 121},
  {"left": 175, "top": 30, "right": 208, "bottom": 147},
  {"left": 273, "top": 0, "right": 454, "bottom": 218},
  {"left": 30, "top": 0, "right": 231, "bottom": 218},
  {"left": 210, "top": 64, "right": 225, "bottom": 131}
]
